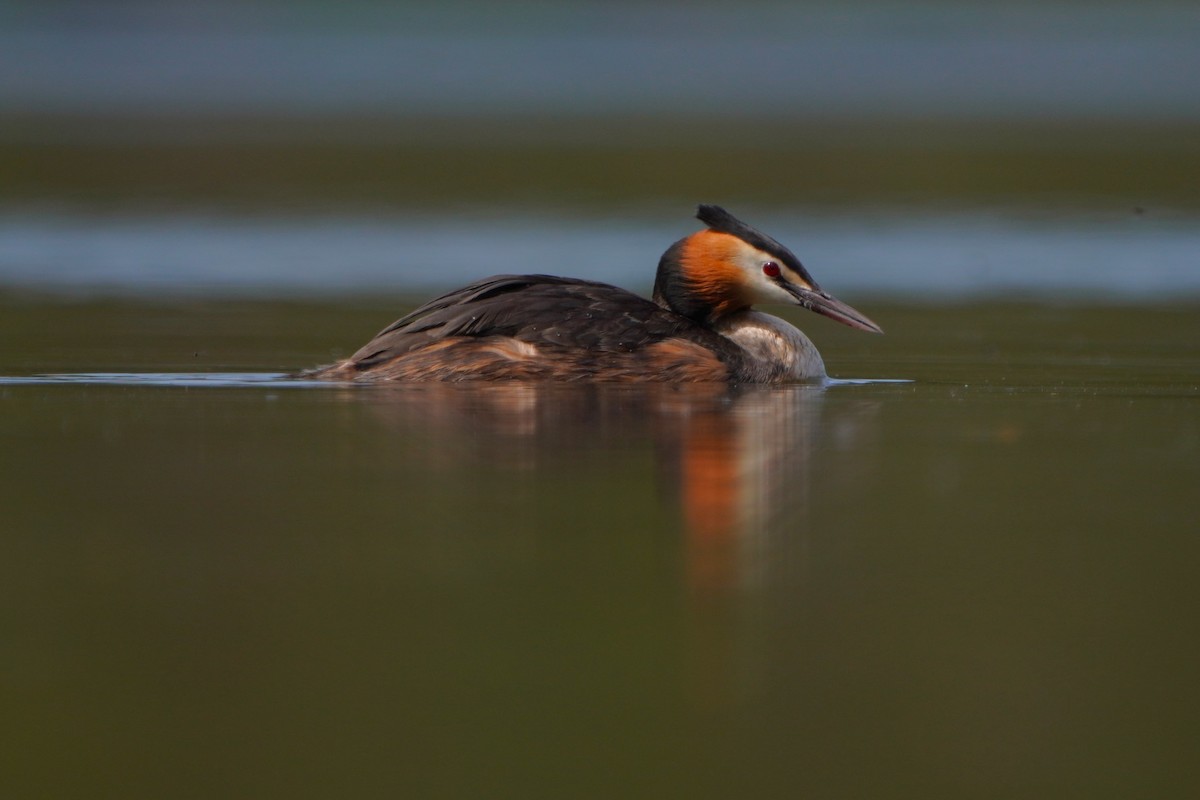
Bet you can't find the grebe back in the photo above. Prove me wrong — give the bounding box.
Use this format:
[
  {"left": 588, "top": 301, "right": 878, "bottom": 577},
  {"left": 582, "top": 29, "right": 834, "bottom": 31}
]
[{"left": 303, "top": 205, "right": 881, "bottom": 383}]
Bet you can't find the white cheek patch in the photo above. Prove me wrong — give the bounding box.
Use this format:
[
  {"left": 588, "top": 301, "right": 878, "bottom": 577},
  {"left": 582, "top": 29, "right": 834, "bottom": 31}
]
[{"left": 758, "top": 280, "right": 799, "bottom": 305}]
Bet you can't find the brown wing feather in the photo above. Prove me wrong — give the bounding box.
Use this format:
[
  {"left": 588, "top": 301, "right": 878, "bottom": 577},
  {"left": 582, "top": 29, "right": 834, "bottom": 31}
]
[{"left": 343, "top": 274, "right": 747, "bottom": 374}]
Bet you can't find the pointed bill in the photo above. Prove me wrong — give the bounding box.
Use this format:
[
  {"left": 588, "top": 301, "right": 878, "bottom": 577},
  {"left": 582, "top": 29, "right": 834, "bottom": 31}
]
[{"left": 791, "top": 287, "right": 884, "bottom": 333}]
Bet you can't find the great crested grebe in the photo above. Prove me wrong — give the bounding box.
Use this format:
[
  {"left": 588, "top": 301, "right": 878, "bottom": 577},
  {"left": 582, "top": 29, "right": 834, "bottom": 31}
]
[{"left": 303, "top": 205, "right": 882, "bottom": 383}]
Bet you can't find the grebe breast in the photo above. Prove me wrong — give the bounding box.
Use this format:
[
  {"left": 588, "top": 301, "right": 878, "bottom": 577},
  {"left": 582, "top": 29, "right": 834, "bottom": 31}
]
[{"left": 715, "top": 310, "right": 826, "bottom": 383}]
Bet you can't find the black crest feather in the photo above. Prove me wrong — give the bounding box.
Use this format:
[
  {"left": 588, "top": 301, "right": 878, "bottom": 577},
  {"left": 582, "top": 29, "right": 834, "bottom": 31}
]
[{"left": 695, "top": 204, "right": 819, "bottom": 288}]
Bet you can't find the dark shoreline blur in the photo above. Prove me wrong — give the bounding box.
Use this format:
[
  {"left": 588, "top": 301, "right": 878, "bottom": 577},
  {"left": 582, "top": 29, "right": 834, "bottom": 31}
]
[{"left": 5, "top": 114, "right": 1199, "bottom": 211}]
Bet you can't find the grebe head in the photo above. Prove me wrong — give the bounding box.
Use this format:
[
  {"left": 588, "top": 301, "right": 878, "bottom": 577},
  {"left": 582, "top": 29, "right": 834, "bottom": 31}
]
[{"left": 653, "top": 204, "right": 883, "bottom": 333}]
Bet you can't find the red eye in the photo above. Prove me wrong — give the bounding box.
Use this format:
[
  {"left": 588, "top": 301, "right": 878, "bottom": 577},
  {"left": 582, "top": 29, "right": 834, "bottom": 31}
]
[{"left": 762, "top": 261, "right": 781, "bottom": 278}]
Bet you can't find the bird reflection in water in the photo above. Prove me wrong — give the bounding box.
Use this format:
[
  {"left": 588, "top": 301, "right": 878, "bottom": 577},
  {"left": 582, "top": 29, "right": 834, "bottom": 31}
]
[
  {"left": 342, "top": 382, "right": 878, "bottom": 704},
  {"left": 340, "top": 382, "right": 880, "bottom": 589},
  {"left": 650, "top": 386, "right": 824, "bottom": 594}
]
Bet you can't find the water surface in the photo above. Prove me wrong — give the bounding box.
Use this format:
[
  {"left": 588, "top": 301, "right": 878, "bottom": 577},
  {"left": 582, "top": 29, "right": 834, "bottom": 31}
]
[
  {"left": 3, "top": 209, "right": 1199, "bottom": 299},
  {"left": 5, "top": 2, "right": 1199, "bottom": 119},
  {"left": 2, "top": 297, "right": 1197, "bottom": 797}
]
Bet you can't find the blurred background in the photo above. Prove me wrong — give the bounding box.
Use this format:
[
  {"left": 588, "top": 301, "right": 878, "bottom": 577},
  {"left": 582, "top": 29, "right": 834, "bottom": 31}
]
[{"left": 2, "top": 0, "right": 1198, "bottom": 299}]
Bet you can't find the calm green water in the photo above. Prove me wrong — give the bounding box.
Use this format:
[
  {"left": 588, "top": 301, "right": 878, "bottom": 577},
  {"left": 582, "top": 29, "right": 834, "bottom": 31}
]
[{"left": 2, "top": 298, "right": 1198, "bottom": 798}]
